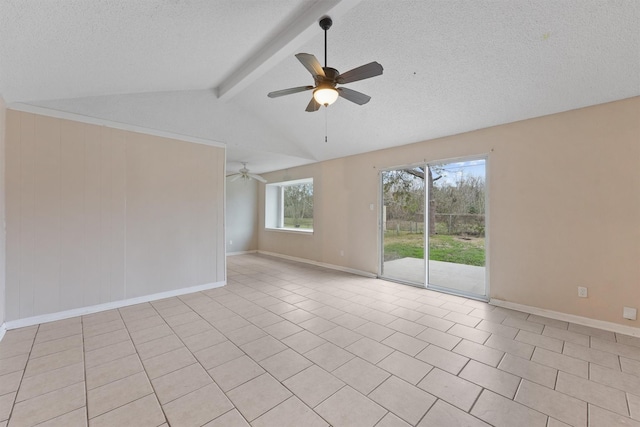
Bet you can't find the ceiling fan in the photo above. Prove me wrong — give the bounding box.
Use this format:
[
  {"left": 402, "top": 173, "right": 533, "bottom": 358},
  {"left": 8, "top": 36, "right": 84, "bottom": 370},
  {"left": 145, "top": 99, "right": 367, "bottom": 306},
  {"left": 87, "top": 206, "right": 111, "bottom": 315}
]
[
  {"left": 267, "top": 16, "right": 383, "bottom": 112},
  {"left": 227, "top": 163, "right": 267, "bottom": 183}
]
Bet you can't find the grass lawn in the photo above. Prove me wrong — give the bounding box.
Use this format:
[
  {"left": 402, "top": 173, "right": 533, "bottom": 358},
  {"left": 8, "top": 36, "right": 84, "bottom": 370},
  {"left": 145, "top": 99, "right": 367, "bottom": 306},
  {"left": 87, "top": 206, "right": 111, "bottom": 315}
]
[
  {"left": 283, "top": 217, "right": 314, "bottom": 229},
  {"left": 384, "top": 232, "right": 485, "bottom": 266}
]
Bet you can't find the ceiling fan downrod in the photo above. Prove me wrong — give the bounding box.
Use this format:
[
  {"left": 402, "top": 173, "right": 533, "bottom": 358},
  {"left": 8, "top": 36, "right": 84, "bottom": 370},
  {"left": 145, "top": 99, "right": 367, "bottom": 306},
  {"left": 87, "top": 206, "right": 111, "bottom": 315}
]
[{"left": 319, "top": 16, "right": 332, "bottom": 68}]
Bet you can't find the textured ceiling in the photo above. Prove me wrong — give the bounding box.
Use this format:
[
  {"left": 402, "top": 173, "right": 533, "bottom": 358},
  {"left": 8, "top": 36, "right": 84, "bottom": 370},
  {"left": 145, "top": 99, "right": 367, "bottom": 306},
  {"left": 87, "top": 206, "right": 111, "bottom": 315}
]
[{"left": 1, "top": 0, "right": 638, "bottom": 175}]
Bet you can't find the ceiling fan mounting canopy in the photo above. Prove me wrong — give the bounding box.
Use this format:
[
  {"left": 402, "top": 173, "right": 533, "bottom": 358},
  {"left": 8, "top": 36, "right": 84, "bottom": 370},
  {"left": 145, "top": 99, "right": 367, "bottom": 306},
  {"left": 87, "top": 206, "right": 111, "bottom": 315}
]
[{"left": 267, "top": 16, "right": 383, "bottom": 112}]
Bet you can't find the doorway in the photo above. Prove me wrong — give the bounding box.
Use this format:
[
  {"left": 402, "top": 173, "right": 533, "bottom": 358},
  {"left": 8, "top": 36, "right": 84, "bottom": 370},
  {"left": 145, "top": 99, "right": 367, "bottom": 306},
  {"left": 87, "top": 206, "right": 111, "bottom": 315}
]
[{"left": 380, "top": 158, "right": 487, "bottom": 299}]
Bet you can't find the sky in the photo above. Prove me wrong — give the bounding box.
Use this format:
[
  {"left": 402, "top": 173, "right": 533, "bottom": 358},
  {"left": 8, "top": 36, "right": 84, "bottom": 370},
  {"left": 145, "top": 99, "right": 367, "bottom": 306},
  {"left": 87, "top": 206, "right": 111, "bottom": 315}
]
[{"left": 433, "top": 159, "right": 485, "bottom": 186}]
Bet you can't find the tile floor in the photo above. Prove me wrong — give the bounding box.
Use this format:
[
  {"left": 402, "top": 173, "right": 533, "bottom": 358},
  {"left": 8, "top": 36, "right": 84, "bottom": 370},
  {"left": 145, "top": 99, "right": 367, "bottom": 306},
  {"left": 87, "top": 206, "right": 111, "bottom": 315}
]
[{"left": 0, "top": 253, "right": 639, "bottom": 426}]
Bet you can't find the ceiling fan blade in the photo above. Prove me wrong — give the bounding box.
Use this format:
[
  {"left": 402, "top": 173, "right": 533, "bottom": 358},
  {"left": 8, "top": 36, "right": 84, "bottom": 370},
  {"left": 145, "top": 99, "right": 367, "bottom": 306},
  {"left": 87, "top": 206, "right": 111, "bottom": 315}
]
[
  {"left": 336, "top": 61, "right": 383, "bottom": 84},
  {"left": 337, "top": 87, "right": 371, "bottom": 105},
  {"left": 305, "top": 97, "right": 321, "bottom": 112},
  {"left": 267, "top": 85, "right": 314, "bottom": 98},
  {"left": 296, "top": 53, "right": 325, "bottom": 78},
  {"left": 248, "top": 173, "right": 267, "bottom": 183},
  {"left": 227, "top": 174, "right": 241, "bottom": 182}
]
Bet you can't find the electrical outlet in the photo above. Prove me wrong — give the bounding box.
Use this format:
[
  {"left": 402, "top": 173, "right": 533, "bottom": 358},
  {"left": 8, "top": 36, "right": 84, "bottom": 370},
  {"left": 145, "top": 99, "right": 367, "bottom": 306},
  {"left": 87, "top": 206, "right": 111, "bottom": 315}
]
[
  {"left": 623, "top": 307, "right": 637, "bottom": 321},
  {"left": 577, "top": 287, "right": 588, "bottom": 298}
]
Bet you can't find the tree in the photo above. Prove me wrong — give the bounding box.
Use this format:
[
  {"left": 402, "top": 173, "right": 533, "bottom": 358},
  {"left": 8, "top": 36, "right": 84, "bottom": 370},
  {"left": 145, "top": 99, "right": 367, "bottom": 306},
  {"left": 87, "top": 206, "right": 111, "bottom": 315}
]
[{"left": 284, "top": 183, "right": 313, "bottom": 227}]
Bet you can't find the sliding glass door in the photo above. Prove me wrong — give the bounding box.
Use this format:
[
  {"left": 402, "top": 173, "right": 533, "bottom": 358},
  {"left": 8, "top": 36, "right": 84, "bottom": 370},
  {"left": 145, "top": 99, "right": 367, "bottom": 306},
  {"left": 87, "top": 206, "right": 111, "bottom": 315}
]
[{"left": 381, "top": 158, "right": 487, "bottom": 299}]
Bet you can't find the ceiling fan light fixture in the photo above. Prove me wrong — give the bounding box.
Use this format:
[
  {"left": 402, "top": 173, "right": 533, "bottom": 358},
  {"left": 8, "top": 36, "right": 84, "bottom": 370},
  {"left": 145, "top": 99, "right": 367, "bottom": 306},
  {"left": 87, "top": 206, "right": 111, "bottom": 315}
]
[{"left": 313, "top": 86, "right": 339, "bottom": 106}]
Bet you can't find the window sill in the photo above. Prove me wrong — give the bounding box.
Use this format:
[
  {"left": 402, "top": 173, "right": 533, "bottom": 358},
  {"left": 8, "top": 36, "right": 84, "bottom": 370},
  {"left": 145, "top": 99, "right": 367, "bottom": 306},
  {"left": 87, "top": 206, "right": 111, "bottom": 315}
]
[{"left": 265, "top": 227, "right": 314, "bottom": 235}]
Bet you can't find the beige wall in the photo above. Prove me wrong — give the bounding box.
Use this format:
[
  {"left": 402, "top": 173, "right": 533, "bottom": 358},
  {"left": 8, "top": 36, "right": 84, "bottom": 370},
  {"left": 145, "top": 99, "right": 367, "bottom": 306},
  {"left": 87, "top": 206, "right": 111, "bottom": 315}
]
[
  {"left": 259, "top": 97, "right": 640, "bottom": 326},
  {"left": 5, "top": 110, "right": 225, "bottom": 321},
  {"left": 0, "top": 97, "right": 6, "bottom": 325}
]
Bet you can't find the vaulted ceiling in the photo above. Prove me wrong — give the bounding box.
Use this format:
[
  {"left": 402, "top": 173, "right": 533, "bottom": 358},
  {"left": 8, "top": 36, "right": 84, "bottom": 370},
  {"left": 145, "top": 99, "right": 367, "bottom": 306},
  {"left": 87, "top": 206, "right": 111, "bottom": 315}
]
[{"left": 1, "top": 0, "right": 638, "bottom": 175}]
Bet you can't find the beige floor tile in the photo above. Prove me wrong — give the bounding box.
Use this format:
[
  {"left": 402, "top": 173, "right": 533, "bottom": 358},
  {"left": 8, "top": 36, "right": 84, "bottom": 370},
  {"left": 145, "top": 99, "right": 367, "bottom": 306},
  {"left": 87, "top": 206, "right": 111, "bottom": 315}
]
[
  {"left": 555, "top": 371, "right": 628, "bottom": 416},
  {"left": 418, "top": 368, "right": 481, "bottom": 411},
  {"left": 283, "top": 365, "right": 344, "bottom": 407},
  {"left": 227, "top": 373, "right": 292, "bottom": 421},
  {"left": 448, "top": 324, "right": 491, "bottom": 344},
  {"left": 453, "top": 339, "right": 504, "bottom": 367},
  {"left": 30, "top": 334, "right": 83, "bottom": 359},
  {"left": 9, "top": 382, "right": 85, "bottom": 427},
  {"left": 0, "top": 339, "right": 33, "bottom": 360},
  {"left": 418, "top": 399, "right": 490, "bottom": 427},
  {"left": 170, "top": 319, "right": 214, "bottom": 339},
  {"left": 202, "top": 409, "right": 249, "bottom": 427},
  {"left": 416, "top": 344, "right": 469, "bottom": 375},
  {"left": 617, "top": 334, "right": 640, "bottom": 349},
  {"left": 332, "top": 357, "right": 390, "bottom": 395},
  {"left": 89, "top": 394, "right": 165, "bottom": 427},
  {"left": 142, "top": 341, "right": 194, "bottom": 375},
  {"left": 247, "top": 312, "right": 284, "bottom": 328},
  {"left": 415, "top": 313, "right": 455, "bottom": 332},
  {"left": 358, "top": 308, "right": 396, "bottom": 325},
  {"left": 498, "top": 353, "right": 557, "bottom": 389},
  {"left": 82, "top": 319, "right": 125, "bottom": 338},
  {"left": 502, "top": 317, "right": 544, "bottom": 334},
  {"left": 532, "top": 347, "right": 588, "bottom": 378},
  {"left": 152, "top": 363, "right": 213, "bottom": 404},
  {"left": 415, "top": 328, "right": 462, "bottom": 351},
  {"left": 621, "top": 357, "right": 640, "bottom": 377},
  {"left": 590, "top": 362, "right": 640, "bottom": 395},
  {"left": 547, "top": 418, "right": 572, "bottom": 427},
  {"left": 17, "top": 362, "right": 84, "bottom": 402},
  {"left": 210, "top": 315, "right": 251, "bottom": 333},
  {"left": 241, "top": 335, "right": 287, "bottom": 361},
  {"left": 516, "top": 330, "right": 564, "bottom": 353},
  {"left": 252, "top": 396, "right": 328, "bottom": 427},
  {"left": 181, "top": 329, "right": 227, "bottom": 353},
  {"left": 354, "top": 322, "right": 395, "bottom": 341},
  {"left": 369, "top": 375, "right": 436, "bottom": 425},
  {"left": 224, "top": 325, "right": 267, "bottom": 346},
  {"left": 444, "top": 311, "right": 482, "bottom": 328},
  {"left": 375, "top": 412, "right": 411, "bottom": 427},
  {"left": 527, "top": 315, "right": 569, "bottom": 330},
  {"left": 0, "top": 327, "right": 37, "bottom": 346},
  {"left": 259, "top": 348, "right": 312, "bottom": 381},
  {"left": 280, "top": 309, "right": 316, "bottom": 324},
  {"left": 37, "top": 407, "right": 86, "bottom": 426},
  {"left": 304, "top": 342, "right": 355, "bottom": 372},
  {"left": 387, "top": 318, "right": 426, "bottom": 337},
  {"left": 25, "top": 346, "right": 84, "bottom": 377},
  {"left": 0, "top": 353, "right": 28, "bottom": 377},
  {"left": 83, "top": 329, "right": 130, "bottom": 352},
  {"left": 0, "top": 370, "right": 22, "bottom": 396},
  {"left": 195, "top": 340, "right": 244, "bottom": 369},
  {"left": 332, "top": 313, "right": 368, "bottom": 330},
  {"left": 129, "top": 324, "right": 173, "bottom": 345},
  {"left": 346, "top": 337, "right": 394, "bottom": 364},
  {"left": 629, "top": 393, "right": 640, "bottom": 420},
  {"left": 84, "top": 340, "right": 135, "bottom": 369},
  {"left": 87, "top": 371, "right": 153, "bottom": 418},
  {"left": 515, "top": 380, "right": 586, "bottom": 426},
  {"left": 542, "top": 326, "right": 589, "bottom": 346},
  {"left": 0, "top": 392, "right": 15, "bottom": 422},
  {"left": 460, "top": 360, "right": 521, "bottom": 398},
  {"left": 34, "top": 323, "right": 82, "bottom": 344},
  {"left": 163, "top": 383, "right": 233, "bottom": 427},
  {"left": 589, "top": 404, "right": 640, "bottom": 427},
  {"left": 377, "top": 350, "right": 433, "bottom": 385},
  {"left": 475, "top": 319, "right": 519, "bottom": 339},
  {"left": 208, "top": 355, "right": 265, "bottom": 392},
  {"left": 485, "top": 334, "right": 535, "bottom": 359},
  {"left": 161, "top": 310, "right": 199, "bottom": 327},
  {"left": 122, "top": 314, "right": 166, "bottom": 333},
  {"left": 471, "top": 389, "right": 547, "bottom": 427},
  {"left": 298, "top": 317, "right": 338, "bottom": 335},
  {"left": 567, "top": 323, "right": 616, "bottom": 341},
  {"left": 135, "top": 333, "right": 184, "bottom": 360},
  {"left": 282, "top": 330, "right": 326, "bottom": 354},
  {"left": 86, "top": 353, "right": 143, "bottom": 390},
  {"left": 315, "top": 386, "right": 387, "bottom": 427},
  {"left": 382, "top": 332, "right": 428, "bottom": 356},
  {"left": 320, "top": 326, "right": 363, "bottom": 348}
]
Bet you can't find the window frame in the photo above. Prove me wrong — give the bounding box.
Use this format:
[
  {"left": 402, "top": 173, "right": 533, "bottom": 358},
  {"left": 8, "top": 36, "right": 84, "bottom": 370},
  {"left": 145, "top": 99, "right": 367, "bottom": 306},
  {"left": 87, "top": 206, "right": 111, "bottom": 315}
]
[{"left": 265, "top": 178, "right": 314, "bottom": 233}]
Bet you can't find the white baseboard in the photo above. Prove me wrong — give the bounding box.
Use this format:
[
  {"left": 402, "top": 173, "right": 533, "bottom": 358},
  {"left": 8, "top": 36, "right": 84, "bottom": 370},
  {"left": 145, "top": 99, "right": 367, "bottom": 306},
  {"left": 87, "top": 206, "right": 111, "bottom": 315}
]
[
  {"left": 490, "top": 299, "right": 640, "bottom": 338},
  {"left": 227, "top": 250, "right": 258, "bottom": 256},
  {"left": 4, "top": 280, "right": 226, "bottom": 331},
  {"left": 0, "top": 323, "right": 6, "bottom": 343},
  {"left": 257, "top": 250, "right": 376, "bottom": 279}
]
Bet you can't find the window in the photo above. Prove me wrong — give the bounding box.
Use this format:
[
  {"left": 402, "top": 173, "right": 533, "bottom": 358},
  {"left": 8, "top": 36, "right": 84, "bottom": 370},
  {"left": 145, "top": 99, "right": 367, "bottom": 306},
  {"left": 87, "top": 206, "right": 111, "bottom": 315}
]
[{"left": 265, "top": 178, "right": 313, "bottom": 232}]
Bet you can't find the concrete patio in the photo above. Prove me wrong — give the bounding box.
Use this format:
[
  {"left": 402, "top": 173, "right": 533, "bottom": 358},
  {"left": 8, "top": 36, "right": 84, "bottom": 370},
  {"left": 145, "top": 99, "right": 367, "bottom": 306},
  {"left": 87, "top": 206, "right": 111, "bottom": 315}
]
[{"left": 382, "top": 257, "right": 486, "bottom": 297}]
